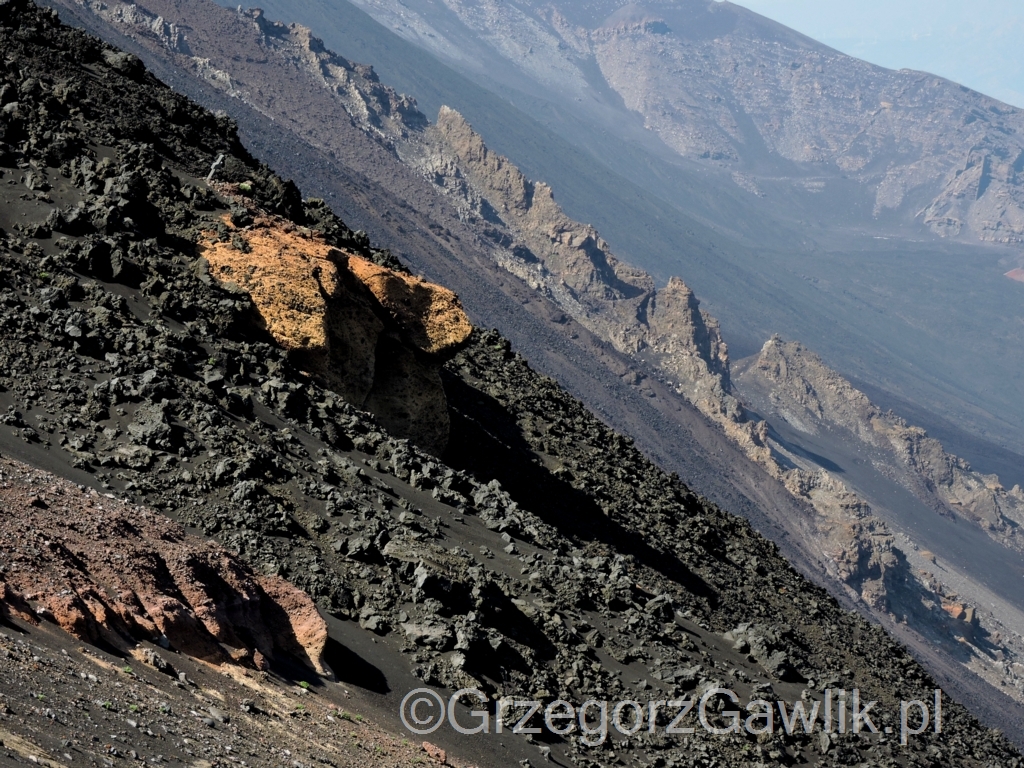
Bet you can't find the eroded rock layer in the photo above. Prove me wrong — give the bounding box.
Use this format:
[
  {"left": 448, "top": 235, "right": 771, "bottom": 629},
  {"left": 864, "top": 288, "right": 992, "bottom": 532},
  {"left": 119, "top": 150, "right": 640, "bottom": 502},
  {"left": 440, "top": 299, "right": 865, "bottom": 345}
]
[
  {"left": 741, "top": 336, "right": 1024, "bottom": 542},
  {"left": 0, "top": 455, "right": 329, "bottom": 674}
]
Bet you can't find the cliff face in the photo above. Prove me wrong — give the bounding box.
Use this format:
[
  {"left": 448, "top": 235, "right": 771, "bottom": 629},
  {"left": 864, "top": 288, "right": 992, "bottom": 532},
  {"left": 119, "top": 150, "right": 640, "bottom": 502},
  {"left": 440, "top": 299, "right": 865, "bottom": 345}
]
[
  {"left": 740, "top": 337, "right": 1024, "bottom": 540},
  {"left": 420, "top": 109, "right": 733, "bottom": 403}
]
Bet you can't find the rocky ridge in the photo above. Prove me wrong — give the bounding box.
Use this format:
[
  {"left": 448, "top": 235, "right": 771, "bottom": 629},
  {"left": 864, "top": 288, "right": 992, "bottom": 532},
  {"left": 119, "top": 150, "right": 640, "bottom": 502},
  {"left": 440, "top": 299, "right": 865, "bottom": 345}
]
[
  {"left": 738, "top": 337, "right": 1024, "bottom": 544},
  {"left": 59, "top": 0, "right": 429, "bottom": 156},
  {"left": 734, "top": 337, "right": 1024, "bottom": 703},
  {"left": 420, "top": 108, "right": 737, "bottom": 404},
  {"left": 2, "top": 2, "right": 1022, "bottom": 763},
  {"left": 414, "top": 107, "right": 778, "bottom": 461},
  {"left": 412, "top": 105, "right": 908, "bottom": 612}
]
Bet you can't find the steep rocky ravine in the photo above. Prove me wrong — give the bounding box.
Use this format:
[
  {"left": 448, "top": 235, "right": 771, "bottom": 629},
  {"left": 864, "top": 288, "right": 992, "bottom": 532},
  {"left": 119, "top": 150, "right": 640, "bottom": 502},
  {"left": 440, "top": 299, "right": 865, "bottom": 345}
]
[
  {"left": 45, "top": 0, "right": 869, "bottom": 593},
  {"left": 53, "top": 0, "right": 1024, "bottom": 470},
  {"left": 413, "top": 103, "right": 1024, "bottom": 683},
  {"left": 39, "top": 0, "right": 1019, "bottom": 627}
]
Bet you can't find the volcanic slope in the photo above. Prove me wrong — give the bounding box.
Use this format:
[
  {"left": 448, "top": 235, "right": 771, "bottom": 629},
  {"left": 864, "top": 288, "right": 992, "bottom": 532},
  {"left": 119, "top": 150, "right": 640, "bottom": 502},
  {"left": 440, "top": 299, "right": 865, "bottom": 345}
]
[
  {"left": 44, "top": 0, "right": 1024, "bottom": 598},
  {"left": 0, "top": 2, "right": 1023, "bottom": 765},
  {"left": 46, "top": 0, "right": 1024, "bottom": 721},
  {"left": 42, "top": 0, "right": 866, "bottom": 610},
  {"left": 32, "top": 0, "right": 967, "bottom": 695}
]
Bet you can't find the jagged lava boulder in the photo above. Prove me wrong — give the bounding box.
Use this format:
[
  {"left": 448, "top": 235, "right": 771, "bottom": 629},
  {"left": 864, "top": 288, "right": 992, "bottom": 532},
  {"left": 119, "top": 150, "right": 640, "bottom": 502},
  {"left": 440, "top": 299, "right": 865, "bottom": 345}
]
[{"left": 199, "top": 206, "right": 472, "bottom": 454}]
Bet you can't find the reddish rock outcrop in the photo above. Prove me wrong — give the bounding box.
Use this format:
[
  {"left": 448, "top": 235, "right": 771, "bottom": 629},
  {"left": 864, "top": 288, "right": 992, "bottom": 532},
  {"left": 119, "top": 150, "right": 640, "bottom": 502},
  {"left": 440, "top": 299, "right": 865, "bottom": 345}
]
[{"left": 0, "top": 455, "right": 329, "bottom": 675}]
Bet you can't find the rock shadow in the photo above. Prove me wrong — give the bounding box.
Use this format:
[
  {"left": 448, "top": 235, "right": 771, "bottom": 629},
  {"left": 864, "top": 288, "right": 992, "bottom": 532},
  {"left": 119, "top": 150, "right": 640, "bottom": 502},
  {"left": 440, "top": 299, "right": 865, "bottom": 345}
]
[
  {"left": 321, "top": 636, "right": 390, "bottom": 694},
  {"left": 441, "top": 371, "right": 718, "bottom": 607}
]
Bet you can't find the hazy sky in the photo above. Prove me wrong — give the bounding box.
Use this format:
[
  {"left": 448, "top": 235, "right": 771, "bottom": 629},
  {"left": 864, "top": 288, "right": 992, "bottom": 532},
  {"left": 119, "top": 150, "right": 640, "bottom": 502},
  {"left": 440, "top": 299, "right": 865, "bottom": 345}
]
[{"left": 731, "top": 0, "right": 1024, "bottom": 108}]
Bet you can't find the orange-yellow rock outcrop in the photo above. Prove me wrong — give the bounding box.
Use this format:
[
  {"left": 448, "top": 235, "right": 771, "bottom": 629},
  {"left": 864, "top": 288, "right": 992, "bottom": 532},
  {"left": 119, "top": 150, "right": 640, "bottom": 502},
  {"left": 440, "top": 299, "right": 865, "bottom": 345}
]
[{"left": 200, "top": 214, "right": 471, "bottom": 453}]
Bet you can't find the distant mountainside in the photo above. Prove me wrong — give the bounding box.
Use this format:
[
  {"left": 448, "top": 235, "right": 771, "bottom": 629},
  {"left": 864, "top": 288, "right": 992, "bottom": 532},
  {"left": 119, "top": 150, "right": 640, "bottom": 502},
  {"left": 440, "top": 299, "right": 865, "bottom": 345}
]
[
  {"left": 343, "top": 0, "right": 1024, "bottom": 245},
  {"left": 226, "top": 0, "right": 1024, "bottom": 475}
]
